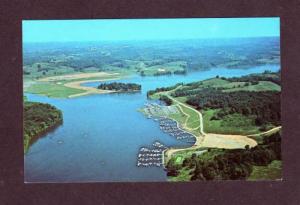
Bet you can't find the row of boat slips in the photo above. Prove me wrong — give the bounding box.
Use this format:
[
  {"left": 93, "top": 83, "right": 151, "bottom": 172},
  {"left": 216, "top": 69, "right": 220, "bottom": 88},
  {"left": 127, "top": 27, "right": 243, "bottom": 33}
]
[
  {"left": 136, "top": 141, "right": 167, "bottom": 167},
  {"left": 137, "top": 103, "right": 195, "bottom": 168},
  {"left": 143, "top": 102, "right": 179, "bottom": 118},
  {"left": 143, "top": 103, "right": 195, "bottom": 143},
  {"left": 159, "top": 118, "right": 195, "bottom": 143}
]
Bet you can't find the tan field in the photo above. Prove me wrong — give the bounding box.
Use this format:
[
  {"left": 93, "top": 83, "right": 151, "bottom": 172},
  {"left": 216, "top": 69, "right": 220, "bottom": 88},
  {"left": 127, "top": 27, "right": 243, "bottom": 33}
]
[
  {"left": 38, "top": 72, "right": 119, "bottom": 82},
  {"left": 64, "top": 79, "right": 120, "bottom": 98},
  {"left": 34, "top": 72, "right": 123, "bottom": 98},
  {"left": 164, "top": 133, "right": 257, "bottom": 164},
  {"left": 198, "top": 133, "right": 257, "bottom": 149}
]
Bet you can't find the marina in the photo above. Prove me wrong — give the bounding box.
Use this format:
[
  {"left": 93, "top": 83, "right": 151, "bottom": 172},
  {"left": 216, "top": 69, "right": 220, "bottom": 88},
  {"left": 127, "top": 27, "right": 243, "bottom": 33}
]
[{"left": 137, "top": 141, "right": 167, "bottom": 167}]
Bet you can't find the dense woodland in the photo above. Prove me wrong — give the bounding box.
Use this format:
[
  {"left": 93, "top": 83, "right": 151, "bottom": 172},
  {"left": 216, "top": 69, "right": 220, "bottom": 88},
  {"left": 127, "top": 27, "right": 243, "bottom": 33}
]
[
  {"left": 185, "top": 89, "right": 281, "bottom": 126},
  {"left": 24, "top": 102, "right": 63, "bottom": 153},
  {"left": 150, "top": 71, "right": 281, "bottom": 127},
  {"left": 97, "top": 82, "right": 141, "bottom": 91},
  {"left": 166, "top": 131, "right": 281, "bottom": 180}
]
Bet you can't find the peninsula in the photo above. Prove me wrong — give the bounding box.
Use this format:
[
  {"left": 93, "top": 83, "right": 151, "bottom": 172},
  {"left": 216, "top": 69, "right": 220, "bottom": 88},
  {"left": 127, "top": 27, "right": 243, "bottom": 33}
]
[{"left": 144, "top": 70, "right": 281, "bottom": 181}]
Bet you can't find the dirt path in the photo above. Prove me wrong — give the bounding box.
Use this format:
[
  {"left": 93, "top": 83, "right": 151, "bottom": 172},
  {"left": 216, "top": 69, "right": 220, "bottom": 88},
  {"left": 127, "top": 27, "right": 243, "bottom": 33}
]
[
  {"left": 165, "top": 91, "right": 205, "bottom": 135},
  {"left": 247, "top": 126, "right": 282, "bottom": 138}
]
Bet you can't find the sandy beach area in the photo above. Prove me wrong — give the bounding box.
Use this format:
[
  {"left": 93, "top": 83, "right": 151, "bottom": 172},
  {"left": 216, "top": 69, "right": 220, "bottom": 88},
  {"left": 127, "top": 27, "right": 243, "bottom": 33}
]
[{"left": 38, "top": 72, "right": 119, "bottom": 82}]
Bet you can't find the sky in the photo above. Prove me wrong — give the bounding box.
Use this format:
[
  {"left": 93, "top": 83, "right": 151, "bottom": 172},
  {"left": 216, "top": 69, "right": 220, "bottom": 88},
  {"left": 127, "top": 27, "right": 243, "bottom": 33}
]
[{"left": 22, "top": 18, "right": 280, "bottom": 43}]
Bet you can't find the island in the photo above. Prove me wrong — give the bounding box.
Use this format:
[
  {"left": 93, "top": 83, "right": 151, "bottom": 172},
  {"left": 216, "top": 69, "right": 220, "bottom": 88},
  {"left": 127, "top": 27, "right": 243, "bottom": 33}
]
[
  {"left": 24, "top": 101, "right": 63, "bottom": 153},
  {"left": 144, "top": 70, "right": 281, "bottom": 181},
  {"left": 97, "top": 82, "right": 141, "bottom": 92}
]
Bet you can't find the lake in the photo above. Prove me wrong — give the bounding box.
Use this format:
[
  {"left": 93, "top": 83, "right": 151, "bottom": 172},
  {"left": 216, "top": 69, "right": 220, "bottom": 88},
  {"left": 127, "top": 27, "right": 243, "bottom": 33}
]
[{"left": 24, "top": 65, "right": 279, "bottom": 182}]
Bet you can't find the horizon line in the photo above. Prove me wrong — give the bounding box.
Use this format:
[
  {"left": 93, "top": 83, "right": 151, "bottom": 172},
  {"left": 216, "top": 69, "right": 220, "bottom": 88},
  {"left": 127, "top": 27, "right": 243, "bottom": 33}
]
[{"left": 23, "top": 35, "right": 279, "bottom": 44}]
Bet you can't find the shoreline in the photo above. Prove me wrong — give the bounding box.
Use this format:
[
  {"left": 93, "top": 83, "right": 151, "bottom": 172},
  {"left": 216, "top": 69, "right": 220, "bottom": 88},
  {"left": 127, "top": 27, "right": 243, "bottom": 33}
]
[
  {"left": 24, "top": 118, "right": 63, "bottom": 154},
  {"left": 64, "top": 79, "right": 120, "bottom": 98},
  {"left": 152, "top": 92, "right": 265, "bottom": 167}
]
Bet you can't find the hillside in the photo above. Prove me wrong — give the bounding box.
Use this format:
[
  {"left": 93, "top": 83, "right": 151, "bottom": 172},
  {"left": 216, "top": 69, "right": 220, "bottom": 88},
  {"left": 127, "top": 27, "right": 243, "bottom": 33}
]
[
  {"left": 146, "top": 71, "right": 281, "bottom": 181},
  {"left": 24, "top": 101, "right": 63, "bottom": 153},
  {"left": 149, "top": 71, "right": 281, "bottom": 135}
]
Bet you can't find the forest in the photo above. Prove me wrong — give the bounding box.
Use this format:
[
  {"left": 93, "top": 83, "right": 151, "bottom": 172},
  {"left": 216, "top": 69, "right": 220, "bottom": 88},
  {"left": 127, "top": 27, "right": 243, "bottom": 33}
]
[
  {"left": 166, "top": 131, "right": 281, "bottom": 180},
  {"left": 97, "top": 82, "right": 141, "bottom": 91},
  {"left": 150, "top": 71, "right": 281, "bottom": 128},
  {"left": 24, "top": 102, "right": 63, "bottom": 153},
  {"left": 185, "top": 89, "right": 280, "bottom": 127}
]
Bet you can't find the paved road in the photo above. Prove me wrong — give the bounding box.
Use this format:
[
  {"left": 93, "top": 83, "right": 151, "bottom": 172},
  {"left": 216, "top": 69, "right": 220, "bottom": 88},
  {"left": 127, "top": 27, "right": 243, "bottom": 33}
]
[
  {"left": 160, "top": 86, "right": 282, "bottom": 165},
  {"left": 165, "top": 89, "right": 205, "bottom": 136}
]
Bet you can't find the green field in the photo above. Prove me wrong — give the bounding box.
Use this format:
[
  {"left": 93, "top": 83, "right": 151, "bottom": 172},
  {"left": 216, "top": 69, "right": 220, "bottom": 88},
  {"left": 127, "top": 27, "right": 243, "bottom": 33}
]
[
  {"left": 224, "top": 81, "right": 280, "bottom": 92},
  {"left": 248, "top": 160, "right": 282, "bottom": 180},
  {"left": 140, "top": 61, "right": 187, "bottom": 76},
  {"left": 180, "top": 105, "right": 200, "bottom": 129},
  {"left": 169, "top": 168, "right": 193, "bottom": 182},
  {"left": 25, "top": 82, "right": 85, "bottom": 98},
  {"left": 187, "top": 77, "right": 280, "bottom": 93},
  {"left": 202, "top": 109, "right": 260, "bottom": 135},
  {"left": 24, "top": 72, "right": 127, "bottom": 98},
  {"left": 168, "top": 111, "right": 187, "bottom": 125}
]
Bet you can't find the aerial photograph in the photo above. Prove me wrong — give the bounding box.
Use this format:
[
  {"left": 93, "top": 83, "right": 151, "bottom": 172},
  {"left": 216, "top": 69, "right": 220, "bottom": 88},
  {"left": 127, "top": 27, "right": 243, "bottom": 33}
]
[{"left": 23, "top": 18, "right": 281, "bottom": 182}]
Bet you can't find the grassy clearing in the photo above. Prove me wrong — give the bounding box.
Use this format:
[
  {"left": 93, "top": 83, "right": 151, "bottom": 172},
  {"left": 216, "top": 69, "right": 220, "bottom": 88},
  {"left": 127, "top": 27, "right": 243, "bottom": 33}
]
[
  {"left": 169, "top": 168, "right": 193, "bottom": 182},
  {"left": 168, "top": 112, "right": 187, "bottom": 125},
  {"left": 25, "top": 82, "right": 85, "bottom": 98},
  {"left": 175, "top": 96, "right": 188, "bottom": 103},
  {"left": 172, "top": 148, "right": 208, "bottom": 163},
  {"left": 141, "top": 61, "right": 186, "bottom": 76},
  {"left": 201, "top": 78, "right": 229, "bottom": 87},
  {"left": 180, "top": 105, "right": 200, "bottom": 129},
  {"left": 248, "top": 160, "right": 282, "bottom": 180},
  {"left": 202, "top": 109, "right": 260, "bottom": 135},
  {"left": 224, "top": 81, "right": 281, "bottom": 92},
  {"left": 24, "top": 72, "right": 126, "bottom": 98},
  {"left": 148, "top": 92, "right": 161, "bottom": 100}
]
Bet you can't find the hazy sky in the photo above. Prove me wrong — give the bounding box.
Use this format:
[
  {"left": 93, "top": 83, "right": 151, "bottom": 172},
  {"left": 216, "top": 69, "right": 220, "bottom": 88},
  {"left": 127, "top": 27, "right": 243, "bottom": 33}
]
[{"left": 22, "top": 18, "right": 280, "bottom": 43}]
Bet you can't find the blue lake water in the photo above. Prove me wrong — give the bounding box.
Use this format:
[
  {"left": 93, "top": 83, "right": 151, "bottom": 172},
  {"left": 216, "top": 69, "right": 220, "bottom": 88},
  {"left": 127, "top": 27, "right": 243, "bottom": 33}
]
[{"left": 24, "top": 65, "right": 279, "bottom": 182}]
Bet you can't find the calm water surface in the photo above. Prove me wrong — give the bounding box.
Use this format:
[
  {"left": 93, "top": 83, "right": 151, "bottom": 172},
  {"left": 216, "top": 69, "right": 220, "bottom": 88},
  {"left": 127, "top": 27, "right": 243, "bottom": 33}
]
[{"left": 25, "top": 65, "right": 279, "bottom": 182}]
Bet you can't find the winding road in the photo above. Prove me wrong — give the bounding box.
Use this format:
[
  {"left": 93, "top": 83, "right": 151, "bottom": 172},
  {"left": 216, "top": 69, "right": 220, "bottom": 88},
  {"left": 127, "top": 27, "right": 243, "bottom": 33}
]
[{"left": 160, "top": 87, "right": 281, "bottom": 165}]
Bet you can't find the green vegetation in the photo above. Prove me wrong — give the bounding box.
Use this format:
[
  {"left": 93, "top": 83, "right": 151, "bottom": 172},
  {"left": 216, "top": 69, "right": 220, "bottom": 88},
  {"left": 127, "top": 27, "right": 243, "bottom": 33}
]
[
  {"left": 202, "top": 109, "right": 260, "bottom": 135},
  {"left": 181, "top": 105, "right": 200, "bottom": 129},
  {"left": 185, "top": 89, "right": 280, "bottom": 128},
  {"left": 140, "top": 61, "right": 187, "bottom": 76},
  {"left": 97, "top": 82, "right": 141, "bottom": 92},
  {"left": 149, "top": 71, "right": 281, "bottom": 135},
  {"left": 166, "top": 131, "right": 281, "bottom": 181},
  {"left": 24, "top": 102, "right": 63, "bottom": 153},
  {"left": 168, "top": 108, "right": 187, "bottom": 125},
  {"left": 224, "top": 81, "right": 280, "bottom": 92},
  {"left": 248, "top": 160, "right": 282, "bottom": 180},
  {"left": 25, "top": 82, "right": 85, "bottom": 98},
  {"left": 24, "top": 72, "right": 125, "bottom": 98},
  {"left": 146, "top": 71, "right": 281, "bottom": 181},
  {"left": 147, "top": 83, "right": 183, "bottom": 98},
  {"left": 169, "top": 168, "right": 195, "bottom": 182},
  {"left": 23, "top": 37, "right": 280, "bottom": 80}
]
